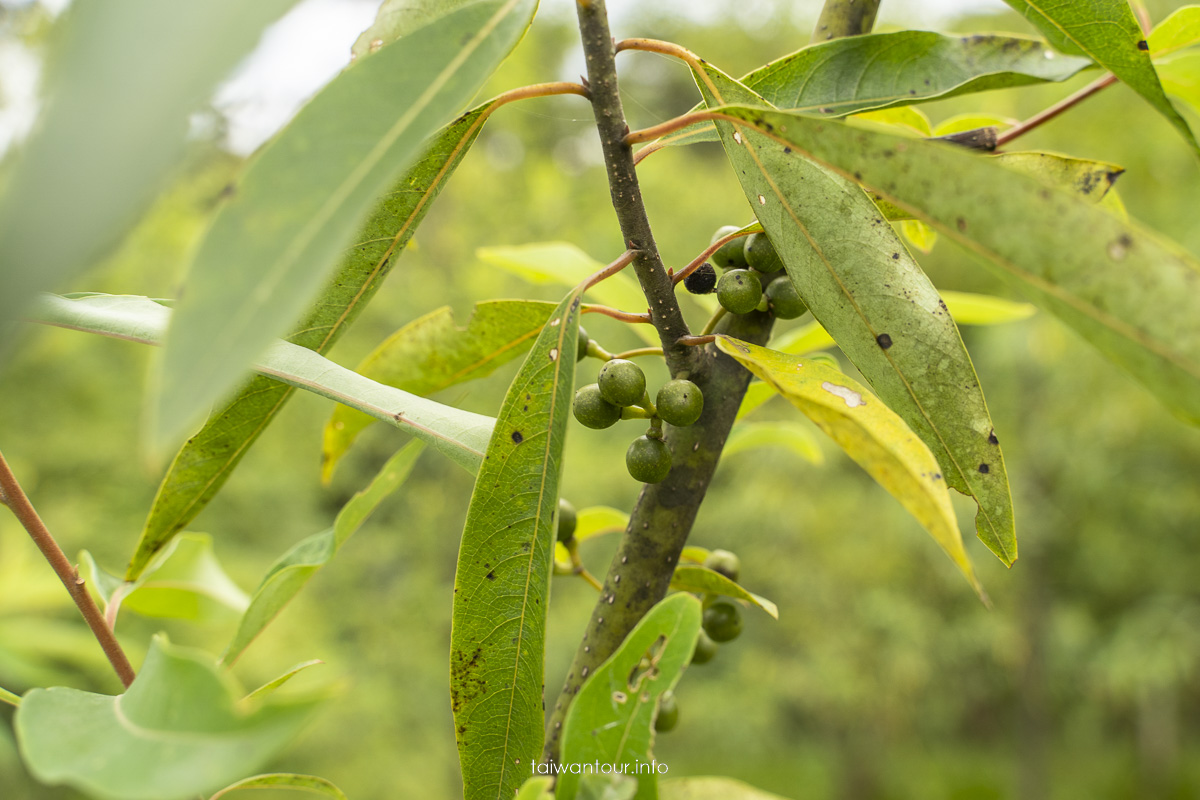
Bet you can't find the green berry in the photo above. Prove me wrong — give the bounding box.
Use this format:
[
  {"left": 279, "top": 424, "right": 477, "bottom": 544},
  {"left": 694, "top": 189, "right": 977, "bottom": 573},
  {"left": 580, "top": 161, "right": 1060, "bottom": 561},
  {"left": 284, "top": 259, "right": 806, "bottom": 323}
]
[
  {"left": 703, "top": 549, "right": 741, "bottom": 582},
  {"left": 655, "top": 691, "right": 679, "bottom": 732},
  {"left": 656, "top": 379, "right": 704, "bottom": 427},
  {"left": 573, "top": 384, "right": 622, "bottom": 429},
  {"left": 557, "top": 498, "right": 577, "bottom": 543},
  {"left": 716, "top": 269, "right": 762, "bottom": 315},
  {"left": 690, "top": 630, "right": 719, "bottom": 665},
  {"left": 710, "top": 225, "right": 747, "bottom": 269},
  {"left": 766, "top": 278, "right": 807, "bottom": 320},
  {"left": 702, "top": 600, "right": 743, "bottom": 643},
  {"left": 626, "top": 435, "right": 671, "bottom": 484},
  {"left": 576, "top": 326, "right": 590, "bottom": 361},
  {"left": 744, "top": 232, "right": 784, "bottom": 273},
  {"left": 598, "top": 359, "right": 647, "bottom": 407}
]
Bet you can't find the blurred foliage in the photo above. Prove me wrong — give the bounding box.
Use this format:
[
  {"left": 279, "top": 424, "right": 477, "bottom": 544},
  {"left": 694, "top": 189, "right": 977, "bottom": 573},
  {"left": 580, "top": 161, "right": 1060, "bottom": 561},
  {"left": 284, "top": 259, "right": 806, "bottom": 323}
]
[{"left": 2, "top": 1, "right": 1200, "bottom": 798}]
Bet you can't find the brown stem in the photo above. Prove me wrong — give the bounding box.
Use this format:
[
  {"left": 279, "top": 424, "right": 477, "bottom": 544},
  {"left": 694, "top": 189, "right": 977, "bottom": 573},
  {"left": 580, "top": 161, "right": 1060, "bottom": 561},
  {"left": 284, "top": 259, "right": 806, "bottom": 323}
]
[
  {"left": 582, "top": 249, "right": 639, "bottom": 290},
  {"left": 672, "top": 229, "right": 753, "bottom": 285},
  {"left": 582, "top": 305, "right": 652, "bottom": 324},
  {"left": 0, "top": 450, "right": 135, "bottom": 688},
  {"left": 996, "top": 73, "right": 1117, "bottom": 147}
]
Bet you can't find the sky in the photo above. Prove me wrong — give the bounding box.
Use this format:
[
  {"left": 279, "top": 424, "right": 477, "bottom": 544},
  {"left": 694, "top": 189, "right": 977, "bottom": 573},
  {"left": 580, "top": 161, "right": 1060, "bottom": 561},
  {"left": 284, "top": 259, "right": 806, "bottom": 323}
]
[{"left": 0, "top": 0, "right": 1010, "bottom": 157}]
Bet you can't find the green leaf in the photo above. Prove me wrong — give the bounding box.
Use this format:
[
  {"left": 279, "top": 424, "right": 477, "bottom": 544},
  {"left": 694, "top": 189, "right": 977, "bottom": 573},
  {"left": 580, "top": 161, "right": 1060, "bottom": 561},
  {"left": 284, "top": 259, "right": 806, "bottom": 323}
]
[
  {"left": 994, "top": 151, "right": 1124, "bottom": 203},
  {"left": 714, "top": 337, "right": 983, "bottom": 597},
  {"left": 15, "top": 636, "right": 319, "bottom": 800},
  {"left": 1001, "top": 0, "right": 1198, "bottom": 152},
  {"left": 660, "top": 777, "right": 795, "bottom": 800},
  {"left": 224, "top": 442, "right": 423, "bottom": 664},
  {"left": 322, "top": 299, "right": 558, "bottom": 484},
  {"left": 554, "top": 506, "right": 629, "bottom": 570},
  {"left": 1158, "top": 52, "right": 1200, "bottom": 116},
  {"left": 154, "top": 0, "right": 539, "bottom": 451},
  {"left": 932, "top": 113, "right": 1016, "bottom": 136},
  {"left": 210, "top": 773, "right": 348, "bottom": 800},
  {"left": 556, "top": 593, "right": 702, "bottom": 800},
  {"left": 451, "top": 288, "right": 582, "bottom": 800},
  {"left": 515, "top": 777, "right": 555, "bottom": 800},
  {"left": 652, "top": 32, "right": 1089, "bottom": 150},
  {"left": 900, "top": 220, "right": 938, "bottom": 254},
  {"left": 578, "top": 775, "right": 639, "bottom": 800},
  {"left": 937, "top": 292, "right": 1036, "bottom": 326},
  {"left": 0, "top": 0, "right": 296, "bottom": 350},
  {"left": 669, "top": 566, "right": 779, "bottom": 619},
  {"left": 696, "top": 65, "right": 1016, "bottom": 566},
  {"left": 353, "top": 0, "right": 478, "bottom": 60},
  {"left": 723, "top": 420, "right": 824, "bottom": 464},
  {"left": 852, "top": 107, "right": 932, "bottom": 136},
  {"left": 734, "top": 381, "right": 780, "bottom": 421},
  {"left": 245, "top": 661, "right": 325, "bottom": 703},
  {"left": 476, "top": 242, "right": 659, "bottom": 345},
  {"left": 28, "top": 294, "right": 493, "bottom": 475},
  {"left": 81, "top": 533, "right": 248, "bottom": 624},
  {"left": 133, "top": 97, "right": 501, "bottom": 580},
  {"left": 1149, "top": 6, "right": 1200, "bottom": 57},
  {"left": 718, "top": 104, "right": 1200, "bottom": 426}
]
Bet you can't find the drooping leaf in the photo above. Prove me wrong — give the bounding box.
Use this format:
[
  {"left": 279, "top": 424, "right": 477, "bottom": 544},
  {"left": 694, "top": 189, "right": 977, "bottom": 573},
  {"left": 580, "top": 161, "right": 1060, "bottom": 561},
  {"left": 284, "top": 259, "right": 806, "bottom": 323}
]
[
  {"left": 1001, "top": 0, "right": 1198, "bottom": 152},
  {"left": 669, "top": 566, "right": 779, "bottom": 619},
  {"left": 80, "top": 533, "right": 248, "bottom": 624},
  {"left": 15, "top": 636, "right": 320, "bottom": 800},
  {"left": 696, "top": 64, "right": 1015, "bottom": 566},
  {"left": 717, "top": 104, "right": 1200, "bottom": 425},
  {"left": 554, "top": 506, "right": 629, "bottom": 570},
  {"left": 1148, "top": 6, "right": 1200, "bottom": 57},
  {"left": 134, "top": 97, "right": 503, "bottom": 580},
  {"left": 556, "top": 593, "right": 702, "bottom": 800},
  {"left": 244, "top": 661, "right": 324, "bottom": 702},
  {"left": 28, "top": 294, "right": 492, "bottom": 476},
  {"left": 323, "top": 300, "right": 557, "bottom": 484},
  {"left": 223, "top": 441, "right": 423, "bottom": 664},
  {"left": 714, "top": 337, "right": 983, "bottom": 597},
  {"left": 451, "top": 288, "right": 582, "bottom": 800},
  {"left": 209, "top": 773, "right": 348, "bottom": 800},
  {"left": 154, "top": 0, "right": 539, "bottom": 451},
  {"left": 1158, "top": 52, "right": 1200, "bottom": 116},
  {"left": 650, "top": 32, "right": 1090, "bottom": 151},
  {"left": 723, "top": 420, "right": 824, "bottom": 464},
  {"left": 0, "top": 0, "right": 296, "bottom": 354},
  {"left": 660, "top": 777, "right": 796, "bottom": 800}
]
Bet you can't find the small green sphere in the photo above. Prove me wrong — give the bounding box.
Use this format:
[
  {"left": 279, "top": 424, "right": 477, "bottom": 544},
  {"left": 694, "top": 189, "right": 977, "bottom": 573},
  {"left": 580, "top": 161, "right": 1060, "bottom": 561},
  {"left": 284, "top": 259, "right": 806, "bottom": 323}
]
[
  {"left": 703, "top": 549, "right": 741, "bottom": 582},
  {"left": 573, "top": 384, "right": 622, "bottom": 429},
  {"left": 744, "top": 232, "right": 784, "bottom": 273},
  {"left": 557, "top": 498, "right": 577, "bottom": 543},
  {"left": 626, "top": 435, "right": 672, "bottom": 484},
  {"left": 656, "top": 379, "right": 704, "bottom": 427},
  {"left": 655, "top": 691, "right": 679, "bottom": 732},
  {"left": 766, "top": 278, "right": 808, "bottom": 320},
  {"left": 598, "top": 359, "right": 647, "bottom": 407},
  {"left": 576, "top": 326, "right": 590, "bottom": 361},
  {"left": 702, "top": 601, "right": 743, "bottom": 643},
  {"left": 716, "top": 269, "right": 763, "bottom": 315},
  {"left": 710, "top": 225, "right": 747, "bottom": 269},
  {"left": 690, "top": 630, "right": 719, "bottom": 665}
]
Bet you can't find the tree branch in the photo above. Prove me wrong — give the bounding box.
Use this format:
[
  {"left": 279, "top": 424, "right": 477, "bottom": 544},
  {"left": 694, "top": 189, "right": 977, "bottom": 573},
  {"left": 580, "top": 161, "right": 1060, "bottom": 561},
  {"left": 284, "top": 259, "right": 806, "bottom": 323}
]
[
  {"left": 0, "top": 450, "right": 135, "bottom": 688},
  {"left": 811, "top": 0, "right": 881, "bottom": 42}
]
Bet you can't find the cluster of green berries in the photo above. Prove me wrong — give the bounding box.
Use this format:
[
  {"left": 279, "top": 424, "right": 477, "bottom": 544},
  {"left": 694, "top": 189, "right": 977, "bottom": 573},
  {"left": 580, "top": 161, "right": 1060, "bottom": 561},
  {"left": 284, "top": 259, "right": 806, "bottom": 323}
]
[
  {"left": 686, "top": 225, "right": 808, "bottom": 321},
  {"left": 573, "top": 356, "right": 704, "bottom": 485}
]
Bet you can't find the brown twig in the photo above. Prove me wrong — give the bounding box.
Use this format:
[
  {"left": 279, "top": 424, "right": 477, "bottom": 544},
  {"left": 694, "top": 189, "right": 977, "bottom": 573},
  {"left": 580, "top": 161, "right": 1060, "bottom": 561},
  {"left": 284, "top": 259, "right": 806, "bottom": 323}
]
[
  {"left": 672, "top": 229, "right": 754, "bottom": 285},
  {"left": 582, "top": 249, "right": 639, "bottom": 290},
  {"left": 0, "top": 450, "right": 135, "bottom": 688},
  {"left": 678, "top": 334, "right": 717, "bottom": 347},
  {"left": 581, "top": 305, "right": 653, "bottom": 324},
  {"left": 996, "top": 73, "right": 1118, "bottom": 147}
]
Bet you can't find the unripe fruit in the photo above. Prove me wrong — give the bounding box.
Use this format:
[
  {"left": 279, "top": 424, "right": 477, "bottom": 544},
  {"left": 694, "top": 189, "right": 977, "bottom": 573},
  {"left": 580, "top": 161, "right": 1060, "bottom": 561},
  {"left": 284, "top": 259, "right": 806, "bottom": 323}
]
[
  {"left": 690, "top": 630, "right": 719, "bottom": 665},
  {"left": 744, "top": 232, "right": 784, "bottom": 273},
  {"left": 655, "top": 691, "right": 679, "bottom": 732},
  {"left": 716, "top": 269, "right": 762, "bottom": 315},
  {"left": 576, "top": 326, "right": 590, "bottom": 361},
  {"left": 683, "top": 262, "right": 717, "bottom": 295},
  {"left": 704, "top": 549, "right": 741, "bottom": 582},
  {"left": 766, "top": 277, "right": 807, "bottom": 320},
  {"left": 573, "top": 384, "right": 622, "bottom": 429},
  {"left": 702, "top": 600, "right": 743, "bottom": 643},
  {"left": 710, "top": 225, "right": 747, "bottom": 269},
  {"left": 626, "top": 435, "right": 671, "bottom": 483},
  {"left": 598, "top": 359, "right": 647, "bottom": 407},
  {"left": 656, "top": 379, "right": 704, "bottom": 427},
  {"left": 557, "top": 498, "right": 577, "bottom": 543}
]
